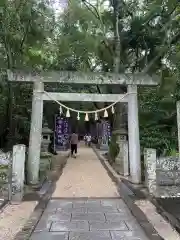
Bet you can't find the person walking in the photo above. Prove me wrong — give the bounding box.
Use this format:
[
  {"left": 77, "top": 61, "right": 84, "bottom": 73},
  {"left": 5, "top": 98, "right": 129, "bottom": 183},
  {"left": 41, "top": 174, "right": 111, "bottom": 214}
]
[
  {"left": 86, "top": 134, "right": 91, "bottom": 147},
  {"left": 70, "top": 131, "right": 78, "bottom": 157},
  {"left": 84, "top": 134, "right": 87, "bottom": 145}
]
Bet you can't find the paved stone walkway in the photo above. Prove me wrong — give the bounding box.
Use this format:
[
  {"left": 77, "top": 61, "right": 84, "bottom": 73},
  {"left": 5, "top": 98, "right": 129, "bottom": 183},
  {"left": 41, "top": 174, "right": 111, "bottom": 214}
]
[{"left": 30, "top": 146, "right": 149, "bottom": 239}]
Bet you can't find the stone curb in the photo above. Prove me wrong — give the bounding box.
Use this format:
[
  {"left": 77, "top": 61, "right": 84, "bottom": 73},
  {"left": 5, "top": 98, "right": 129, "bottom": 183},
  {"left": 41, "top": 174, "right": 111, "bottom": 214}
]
[
  {"left": 119, "top": 181, "right": 164, "bottom": 240},
  {"left": 0, "top": 200, "right": 8, "bottom": 212},
  {"left": 13, "top": 152, "right": 69, "bottom": 240},
  {"left": 13, "top": 181, "right": 55, "bottom": 240},
  {"left": 51, "top": 197, "right": 120, "bottom": 200},
  {"left": 123, "top": 178, "right": 180, "bottom": 235},
  {"left": 147, "top": 194, "right": 180, "bottom": 234},
  {"left": 93, "top": 146, "right": 163, "bottom": 240}
]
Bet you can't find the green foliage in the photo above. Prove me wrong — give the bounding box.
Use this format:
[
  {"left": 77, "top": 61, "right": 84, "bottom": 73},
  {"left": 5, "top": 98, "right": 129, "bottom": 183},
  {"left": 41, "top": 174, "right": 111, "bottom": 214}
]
[
  {"left": 109, "top": 135, "right": 119, "bottom": 162},
  {"left": 139, "top": 79, "right": 179, "bottom": 156},
  {"left": 0, "top": 166, "right": 8, "bottom": 188}
]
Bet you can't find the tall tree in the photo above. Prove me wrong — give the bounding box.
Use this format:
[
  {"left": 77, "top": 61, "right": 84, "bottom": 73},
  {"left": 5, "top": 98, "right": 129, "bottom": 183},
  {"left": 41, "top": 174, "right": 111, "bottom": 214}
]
[{"left": 0, "top": 0, "right": 56, "bottom": 148}]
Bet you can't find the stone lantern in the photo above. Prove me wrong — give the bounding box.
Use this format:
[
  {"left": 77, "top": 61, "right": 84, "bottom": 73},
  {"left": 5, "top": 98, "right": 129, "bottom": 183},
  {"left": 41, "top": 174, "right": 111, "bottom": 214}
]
[{"left": 41, "top": 122, "right": 53, "bottom": 153}]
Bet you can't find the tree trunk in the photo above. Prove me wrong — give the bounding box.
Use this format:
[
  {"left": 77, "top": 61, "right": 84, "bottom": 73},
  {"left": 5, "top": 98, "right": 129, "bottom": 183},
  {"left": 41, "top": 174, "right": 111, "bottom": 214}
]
[
  {"left": 112, "top": 0, "right": 127, "bottom": 133},
  {"left": 6, "top": 81, "right": 15, "bottom": 150}
]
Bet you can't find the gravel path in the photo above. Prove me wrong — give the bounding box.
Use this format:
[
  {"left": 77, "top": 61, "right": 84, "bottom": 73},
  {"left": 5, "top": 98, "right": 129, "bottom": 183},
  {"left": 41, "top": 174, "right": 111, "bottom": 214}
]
[
  {"left": 0, "top": 201, "right": 37, "bottom": 240},
  {"left": 52, "top": 146, "right": 119, "bottom": 198}
]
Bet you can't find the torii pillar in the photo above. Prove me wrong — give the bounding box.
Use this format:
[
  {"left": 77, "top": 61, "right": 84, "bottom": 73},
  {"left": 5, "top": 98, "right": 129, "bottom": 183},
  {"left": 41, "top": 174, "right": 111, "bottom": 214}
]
[
  {"left": 27, "top": 81, "right": 44, "bottom": 184},
  {"left": 128, "top": 85, "right": 141, "bottom": 184}
]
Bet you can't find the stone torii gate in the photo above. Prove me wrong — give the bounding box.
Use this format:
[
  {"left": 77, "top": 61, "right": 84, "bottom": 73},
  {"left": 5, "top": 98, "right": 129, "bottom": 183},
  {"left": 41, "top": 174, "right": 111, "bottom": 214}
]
[{"left": 7, "top": 70, "right": 158, "bottom": 185}]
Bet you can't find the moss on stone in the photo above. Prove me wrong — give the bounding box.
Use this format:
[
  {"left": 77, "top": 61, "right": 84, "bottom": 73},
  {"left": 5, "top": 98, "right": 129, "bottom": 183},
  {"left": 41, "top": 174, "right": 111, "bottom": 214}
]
[{"left": 109, "top": 135, "right": 119, "bottom": 163}]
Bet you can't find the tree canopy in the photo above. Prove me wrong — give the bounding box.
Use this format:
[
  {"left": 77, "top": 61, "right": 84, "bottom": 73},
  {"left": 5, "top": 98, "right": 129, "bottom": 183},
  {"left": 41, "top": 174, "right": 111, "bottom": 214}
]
[{"left": 0, "top": 0, "right": 180, "bottom": 155}]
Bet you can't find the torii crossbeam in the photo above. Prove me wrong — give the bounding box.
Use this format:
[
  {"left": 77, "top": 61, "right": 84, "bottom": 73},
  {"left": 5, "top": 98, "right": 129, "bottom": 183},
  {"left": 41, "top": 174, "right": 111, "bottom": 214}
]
[{"left": 7, "top": 69, "right": 158, "bottom": 85}]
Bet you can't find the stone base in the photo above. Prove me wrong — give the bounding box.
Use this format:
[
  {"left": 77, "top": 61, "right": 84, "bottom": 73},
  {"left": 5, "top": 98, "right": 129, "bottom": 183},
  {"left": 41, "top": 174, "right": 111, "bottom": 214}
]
[
  {"left": 11, "top": 191, "right": 24, "bottom": 203},
  {"left": 156, "top": 170, "right": 180, "bottom": 186},
  {"left": 114, "top": 140, "right": 129, "bottom": 177},
  {"left": 156, "top": 185, "right": 180, "bottom": 197},
  {"left": 29, "top": 179, "right": 45, "bottom": 190},
  {"left": 113, "top": 163, "right": 124, "bottom": 175},
  {"left": 40, "top": 152, "right": 52, "bottom": 158},
  {"left": 100, "top": 144, "right": 109, "bottom": 151}
]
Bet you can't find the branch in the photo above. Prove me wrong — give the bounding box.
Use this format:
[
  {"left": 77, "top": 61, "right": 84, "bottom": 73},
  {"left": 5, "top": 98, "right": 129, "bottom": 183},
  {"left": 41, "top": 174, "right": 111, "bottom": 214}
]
[
  {"left": 121, "top": 0, "right": 133, "bottom": 18},
  {"left": 143, "top": 1, "right": 178, "bottom": 26},
  {"left": 19, "top": 19, "right": 31, "bottom": 52},
  {"left": 171, "top": 32, "right": 180, "bottom": 45},
  {"left": 102, "top": 39, "right": 114, "bottom": 56},
  {"left": 143, "top": 36, "right": 148, "bottom": 67},
  {"left": 82, "top": 0, "right": 102, "bottom": 23},
  {"left": 113, "top": 0, "right": 121, "bottom": 73},
  {"left": 82, "top": 0, "right": 113, "bottom": 56},
  {"left": 142, "top": 13, "right": 176, "bottom": 73},
  {"left": 1, "top": 10, "right": 13, "bottom": 68},
  {"left": 162, "top": 3, "right": 179, "bottom": 19},
  {"left": 143, "top": 31, "right": 180, "bottom": 73},
  {"left": 127, "top": 3, "right": 179, "bottom": 71}
]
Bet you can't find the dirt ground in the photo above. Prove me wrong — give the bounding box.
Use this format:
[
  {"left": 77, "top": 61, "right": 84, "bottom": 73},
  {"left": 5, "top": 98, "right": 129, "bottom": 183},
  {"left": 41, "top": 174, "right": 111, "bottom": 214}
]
[
  {"left": 52, "top": 146, "right": 119, "bottom": 198},
  {"left": 0, "top": 201, "right": 37, "bottom": 240}
]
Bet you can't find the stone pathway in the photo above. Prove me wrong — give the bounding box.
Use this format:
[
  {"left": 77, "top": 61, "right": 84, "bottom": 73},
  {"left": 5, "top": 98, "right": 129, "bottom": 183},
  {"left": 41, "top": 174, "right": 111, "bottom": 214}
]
[
  {"left": 30, "top": 199, "right": 149, "bottom": 240},
  {"left": 30, "top": 146, "right": 149, "bottom": 239}
]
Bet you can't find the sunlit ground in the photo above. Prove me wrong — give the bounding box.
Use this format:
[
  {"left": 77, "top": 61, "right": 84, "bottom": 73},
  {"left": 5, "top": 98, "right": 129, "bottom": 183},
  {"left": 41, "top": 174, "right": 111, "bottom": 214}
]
[{"left": 0, "top": 201, "right": 37, "bottom": 240}]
